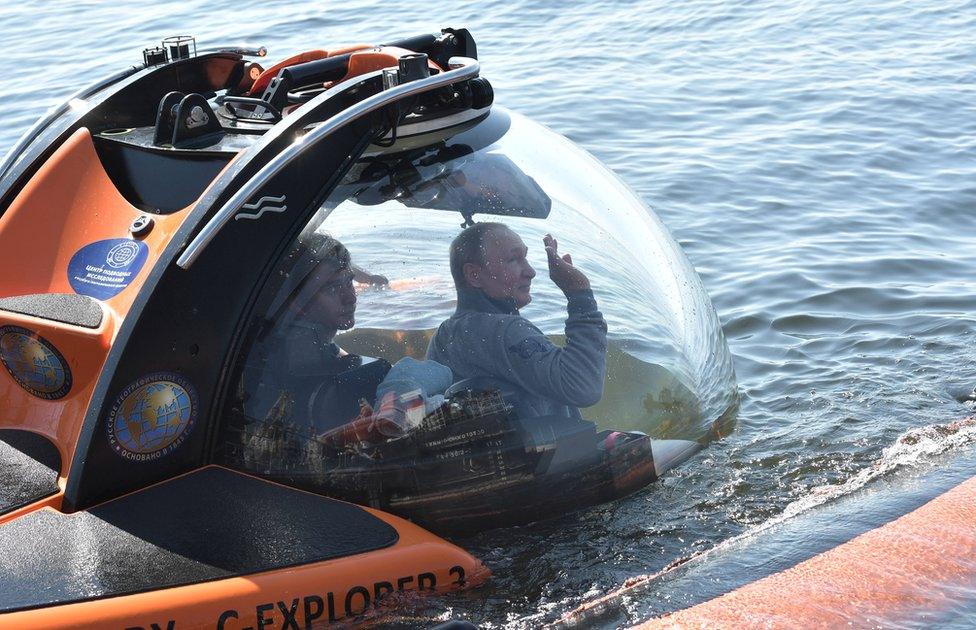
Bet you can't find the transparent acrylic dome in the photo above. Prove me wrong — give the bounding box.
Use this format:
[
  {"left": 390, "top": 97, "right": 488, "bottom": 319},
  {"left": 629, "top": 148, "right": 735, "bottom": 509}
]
[{"left": 221, "top": 107, "right": 737, "bottom": 534}]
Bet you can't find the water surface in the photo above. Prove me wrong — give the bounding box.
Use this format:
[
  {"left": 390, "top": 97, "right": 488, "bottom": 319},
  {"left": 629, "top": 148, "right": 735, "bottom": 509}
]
[{"left": 2, "top": 0, "right": 975, "bottom": 626}]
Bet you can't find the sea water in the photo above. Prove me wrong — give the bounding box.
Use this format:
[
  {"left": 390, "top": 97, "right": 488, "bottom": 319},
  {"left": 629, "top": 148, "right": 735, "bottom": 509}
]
[{"left": 1, "top": 0, "right": 974, "bottom": 626}]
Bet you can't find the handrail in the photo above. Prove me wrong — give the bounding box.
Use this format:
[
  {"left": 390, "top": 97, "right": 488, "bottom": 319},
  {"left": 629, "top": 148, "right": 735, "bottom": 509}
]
[
  {"left": 176, "top": 56, "right": 480, "bottom": 269},
  {"left": 197, "top": 45, "right": 267, "bottom": 57}
]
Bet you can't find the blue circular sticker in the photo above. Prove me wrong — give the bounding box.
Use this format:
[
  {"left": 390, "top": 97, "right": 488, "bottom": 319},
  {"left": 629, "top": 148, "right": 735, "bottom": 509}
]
[
  {"left": 67, "top": 238, "right": 149, "bottom": 300},
  {"left": 0, "top": 326, "right": 72, "bottom": 399},
  {"left": 107, "top": 372, "right": 198, "bottom": 462}
]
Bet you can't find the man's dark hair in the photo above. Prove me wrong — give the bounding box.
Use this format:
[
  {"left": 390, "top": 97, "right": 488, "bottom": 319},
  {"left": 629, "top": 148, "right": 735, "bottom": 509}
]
[
  {"left": 449, "top": 222, "right": 508, "bottom": 289},
  {"left": 264, "top": 231, "right": 351, "bottom": 323},
  {"left": 291, "top": 231, "right": 349, "bottom": 280}
]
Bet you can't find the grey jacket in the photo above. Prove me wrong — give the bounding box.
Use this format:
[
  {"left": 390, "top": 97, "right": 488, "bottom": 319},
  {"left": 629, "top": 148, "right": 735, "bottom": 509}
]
[{"left": 426, "top": 287, "right": 608, "bottom": 419}]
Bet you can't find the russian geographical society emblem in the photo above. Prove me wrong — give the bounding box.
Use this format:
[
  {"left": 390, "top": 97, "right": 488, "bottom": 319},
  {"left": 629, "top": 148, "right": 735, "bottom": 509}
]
[
  {"left": 0, "top": 326, "right": 72, "bottom": 399},
  {"left": 107, "top": 372, "right": 198, "bottom": 461}
]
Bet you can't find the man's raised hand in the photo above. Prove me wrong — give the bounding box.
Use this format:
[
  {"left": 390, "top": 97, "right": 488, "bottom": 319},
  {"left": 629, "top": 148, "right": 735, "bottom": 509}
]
[{"left": 544, "top": 234, "right": 590, "bottom": 293}]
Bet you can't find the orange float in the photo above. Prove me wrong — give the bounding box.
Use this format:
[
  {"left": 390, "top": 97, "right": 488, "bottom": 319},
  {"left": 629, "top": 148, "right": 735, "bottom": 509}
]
[{"left": 640, "top": 471, "right": 976, "bottom": 628}]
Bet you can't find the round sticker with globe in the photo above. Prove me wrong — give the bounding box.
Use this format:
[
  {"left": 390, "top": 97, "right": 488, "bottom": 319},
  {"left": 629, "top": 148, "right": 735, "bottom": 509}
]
[
  {"left": 0, "top": 326, "right": 72, "bottom": 399},
  {"left": 107, "top": 372, "right": 198, "bottom": 462},
  {"left": 67, "top": 238, "right": 149, "bottom": 300}
]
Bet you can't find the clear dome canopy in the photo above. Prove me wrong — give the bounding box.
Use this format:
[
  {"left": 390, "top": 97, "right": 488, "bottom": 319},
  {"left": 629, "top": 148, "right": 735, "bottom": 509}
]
[{"left": 220, "top": 108, "right": 737, "bottom": 534}]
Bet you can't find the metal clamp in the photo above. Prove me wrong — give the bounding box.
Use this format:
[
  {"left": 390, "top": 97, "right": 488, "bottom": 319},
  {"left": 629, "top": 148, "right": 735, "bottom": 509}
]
[{"left": 176, "top": 56, "right": 480, "bottom": 269}]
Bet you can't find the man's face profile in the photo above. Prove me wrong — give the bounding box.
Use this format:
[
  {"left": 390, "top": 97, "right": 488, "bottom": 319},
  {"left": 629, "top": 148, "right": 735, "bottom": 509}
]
[
  {"left": 464, "top": 227, "right": 536, "bottom": 308},
  {"left": 301, "top": 265, "right": 357, "bottom": 332}
]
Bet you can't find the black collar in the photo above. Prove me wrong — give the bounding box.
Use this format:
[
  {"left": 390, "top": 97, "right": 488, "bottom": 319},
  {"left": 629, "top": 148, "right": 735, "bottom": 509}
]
[{"left": 455, "top": 288, "right": 519, "bottom": 315}]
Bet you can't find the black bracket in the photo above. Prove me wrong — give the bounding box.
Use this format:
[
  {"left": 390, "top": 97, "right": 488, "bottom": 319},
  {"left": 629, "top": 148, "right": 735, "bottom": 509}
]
[
  {"left": 154, "top": 92, "right": 224, "bottom": 149},
  {"left": 172, "top": 94, "right": 224, "bottom": 148},
  {"left": 152, "top": 91, "right": 185, "bottom": 146}
]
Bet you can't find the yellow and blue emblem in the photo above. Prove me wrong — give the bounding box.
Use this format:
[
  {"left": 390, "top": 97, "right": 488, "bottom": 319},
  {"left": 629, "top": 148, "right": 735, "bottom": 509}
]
[
  {"left": 107, "top": 372, "right": 198, "bottom": 461},
  {"left": 0, "top": 326, "right": 72, "bottom": 399}
]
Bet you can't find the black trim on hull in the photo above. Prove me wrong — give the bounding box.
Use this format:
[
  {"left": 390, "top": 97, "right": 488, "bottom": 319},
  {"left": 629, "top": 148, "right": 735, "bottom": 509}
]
[
  {"left": 0, "top": 53, "right": 243, "bottom": 220},
  {"left": 63, "top": 76, "right": 387, "bottom": 510}
]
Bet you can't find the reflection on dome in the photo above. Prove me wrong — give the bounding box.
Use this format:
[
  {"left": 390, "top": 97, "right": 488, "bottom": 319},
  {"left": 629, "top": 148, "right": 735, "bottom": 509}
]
[{"left": 348, "top": 148, "right": 551, "bottom": 227}]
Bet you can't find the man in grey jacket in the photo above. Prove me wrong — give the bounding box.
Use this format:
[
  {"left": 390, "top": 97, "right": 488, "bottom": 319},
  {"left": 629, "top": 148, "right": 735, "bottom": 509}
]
[{"left": 426, "top": 222, "right": 608, "bottom": 420}]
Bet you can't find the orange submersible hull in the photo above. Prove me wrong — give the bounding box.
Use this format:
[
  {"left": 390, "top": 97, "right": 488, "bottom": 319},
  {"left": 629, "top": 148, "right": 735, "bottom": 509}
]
[{"left": 0, "top": 27, "right": 736, "bottom": 628}]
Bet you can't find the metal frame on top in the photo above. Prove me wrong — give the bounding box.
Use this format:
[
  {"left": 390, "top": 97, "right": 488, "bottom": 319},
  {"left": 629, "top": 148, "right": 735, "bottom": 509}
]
[{"left": 177, "top": 56, "right": 480, "bottom": 269}]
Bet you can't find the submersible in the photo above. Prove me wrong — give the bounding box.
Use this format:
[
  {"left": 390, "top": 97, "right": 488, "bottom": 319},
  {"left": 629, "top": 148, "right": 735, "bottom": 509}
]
[{"left": 0, "top": 28, "right": 737, "bottom": 627}]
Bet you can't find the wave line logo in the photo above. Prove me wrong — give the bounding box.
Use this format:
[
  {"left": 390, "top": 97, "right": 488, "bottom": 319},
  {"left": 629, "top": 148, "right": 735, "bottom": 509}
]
[{"left": 235, "top": 194, "right": 288, "bottom": 221}]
